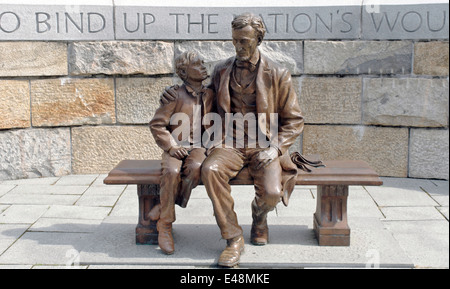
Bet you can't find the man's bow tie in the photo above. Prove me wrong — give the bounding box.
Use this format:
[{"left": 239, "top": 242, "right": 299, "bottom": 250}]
[{"left": 235, "top": 60, "right": 257, "bottom": 72}]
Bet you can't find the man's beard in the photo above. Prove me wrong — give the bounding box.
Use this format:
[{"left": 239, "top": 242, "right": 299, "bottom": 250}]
[{"left": 236, "top": 52, "right": 251, "bottom": 62}]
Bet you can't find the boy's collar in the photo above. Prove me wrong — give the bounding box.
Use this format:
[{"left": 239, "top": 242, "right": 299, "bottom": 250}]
[{"left": 184, "top": 83, "right": 206, "bottom": 98}]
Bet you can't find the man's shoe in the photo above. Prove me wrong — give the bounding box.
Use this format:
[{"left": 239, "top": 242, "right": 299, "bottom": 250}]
[
  {"left": 157, "top": 221, "right": 175, "bottom": 255},
  {"left": 218, "top": 235, "right": 245, "bottom": 267}
]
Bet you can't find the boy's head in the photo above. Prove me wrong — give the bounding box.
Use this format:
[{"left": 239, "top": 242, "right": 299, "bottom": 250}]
[{"left": 175, "top": 51, "right": 208, "bottom": 84}]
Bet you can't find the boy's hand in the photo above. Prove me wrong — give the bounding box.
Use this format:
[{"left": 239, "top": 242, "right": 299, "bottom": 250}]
[{"left": 169, "top": 146, "right": 189, "bottom": 160}]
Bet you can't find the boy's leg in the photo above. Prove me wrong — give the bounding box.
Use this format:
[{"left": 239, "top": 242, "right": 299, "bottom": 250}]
[
  {"left": 177, "top": 148, "right": 207, "bottom": 208},
  {"left": 159, "top": 152, "right": 183, "bottom": 254}
]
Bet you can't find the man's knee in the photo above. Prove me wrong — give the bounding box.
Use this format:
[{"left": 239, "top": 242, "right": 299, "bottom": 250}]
[
  {"left": 259, "top": 185, "right": 283, "bottom": 208},
  {"left": 201, "top": 160, "right": 220, "bottom": 180}
]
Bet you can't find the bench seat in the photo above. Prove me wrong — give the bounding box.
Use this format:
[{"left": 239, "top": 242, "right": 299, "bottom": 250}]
[
  {"left": 104, "top": 158, "right": 382, "bottom": 246},
  {"left": 104, "top": 159, "right": 383, "bottom": 186}
]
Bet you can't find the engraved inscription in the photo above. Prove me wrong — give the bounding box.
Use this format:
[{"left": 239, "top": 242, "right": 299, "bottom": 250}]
[{"left": 0, "top": 3, "right": 448, "bottom": 40}]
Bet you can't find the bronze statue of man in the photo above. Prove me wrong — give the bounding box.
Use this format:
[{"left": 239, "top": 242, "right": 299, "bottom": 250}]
[{"left": 161, "top": 13, "right": 304, "bottom": 267}]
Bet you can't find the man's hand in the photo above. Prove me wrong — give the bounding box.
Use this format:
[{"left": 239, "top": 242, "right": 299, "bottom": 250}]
[
  {"left": 169, "top": 146, "right": 189, "bottom": 160},
  {"left": 254, "top": 147, "right": 279, "bottom": 170},
  {"left": 160, "top": 84, "right": 180, "bottom": 105}
]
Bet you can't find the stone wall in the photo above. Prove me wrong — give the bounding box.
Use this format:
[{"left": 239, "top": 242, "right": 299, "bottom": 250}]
[{"left": 0, "top": 1, "right": 449, "bottom": 180}]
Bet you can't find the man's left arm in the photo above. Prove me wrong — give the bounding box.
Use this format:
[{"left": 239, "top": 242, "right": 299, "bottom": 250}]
[
  {"left": 274, "top": 69, "right": 304, "bottom": 155},
  {"left": 256, "top": 69, "right": 304, "bottom": 169}
]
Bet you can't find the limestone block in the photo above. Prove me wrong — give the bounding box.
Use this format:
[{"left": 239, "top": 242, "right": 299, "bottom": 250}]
[
  {"left": 304, "top": 41, "right": 412, "bottom": 75},
  {"left": 409, "top": 129, "right": 449, "bottom": 180},
  {"left": 68, "top": 41, "right": 174, "bottom": 76},
  {"left": 363, "top": 78, "right": 449, "bottom": 127},
  {"left": 0, "top": 42, "right": 68, "bottom": 77},
  {"left": 31, "top": 78, "right": 115, "bottom": 127},
  {"left": 298, "top": 77, "right": 362, "bottom": 124},
  {"left": 116, "top": 77, "right": 174, "bottom": 124},
  {"left": 0, "top": 80, "right": 30, "bottom": 129},
  {"left": 260, "top": 41, "right": 303, "bottom": 75},
  {"left": 175, "top": 40, "right": 303, "bottom": 75},
  {"left": 0, "top": 128, "right": 71, "bottom": 181},
  {"left": 71, "top": 126, "right": 162, "bottom": 174},
  {"left": 302, "top": 125, "right": 409, "bottom": 177},
  {"left": 414, "top": 42, "right": 449, "bottom": 76},
  {"left": 174, "top": 41, "right": 235, "bottom": 75}
]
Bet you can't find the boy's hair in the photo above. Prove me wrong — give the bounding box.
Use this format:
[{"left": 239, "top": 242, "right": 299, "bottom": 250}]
[
  {"left": 175, "top": 51, "right": 199, "bottom": 81},
  {"left": 231, "top": 13, "right": 266, "bottom": 43}
]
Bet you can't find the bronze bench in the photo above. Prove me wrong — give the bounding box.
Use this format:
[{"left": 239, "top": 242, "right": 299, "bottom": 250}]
[{"left": 104, "top": 158, "right": 383, "bottom": 246}]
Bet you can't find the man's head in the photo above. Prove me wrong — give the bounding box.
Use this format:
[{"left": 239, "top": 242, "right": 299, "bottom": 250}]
[
  {"left": 175, "top": 51, "right": 208, "bottom": 83},
  {"left": 231, "top": 13, "right": 266, "bottom": 62}
]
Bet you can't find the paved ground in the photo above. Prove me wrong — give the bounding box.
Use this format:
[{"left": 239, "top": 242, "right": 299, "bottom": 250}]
[{"left": 0, "top": 174, "right": 448, "bottom": 269}]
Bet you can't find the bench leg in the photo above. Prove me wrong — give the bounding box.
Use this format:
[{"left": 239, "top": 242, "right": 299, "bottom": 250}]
[
  {"left": 313, "top": 185, "right": 350, "bottom": 246},
  {"left": 136, "top": 184, "right": 160, "bottom": 245}
]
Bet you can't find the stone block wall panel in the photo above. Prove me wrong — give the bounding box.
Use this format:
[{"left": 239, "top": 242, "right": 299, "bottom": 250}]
[
  {"left": 0, "top": 128, "right": 71, "bottom": 180},
  {"left": 409, "top": 129, "right": 449, "bottom": 180},
  {"left": 304, "top": 41, "right": 412, "bottom": 75},
  {"left": 116, "top": 77, "right": 174, "bottom": 124},
  {"left": 174, "top": 41, "right": 236, "bottom": 75},
  {"left": 414, "top": 41, "right": 449, "bottom": 76},
  {"left": 302, "top": 125, "right": 409, "bottom": 178},
  {"left": 31, "top": 78, "right": 116, "bottom": 127},
  {"left": 71, "top": 126, "right": 162, "bottom": 174},
  {"left": 68, "top": 41, "right": 174, "bottom": 76},
  {"left": 0, "top": 42, "right": 68, "bottom": 77},
  {"left": 298, "top": 77, "right": 362, "bottom": 124},
  {"left": 0, "top": 80, "right": 30, "bottom": 130},
  {"left": 363, "top": 78, "right": 449, "bottom": 127}
]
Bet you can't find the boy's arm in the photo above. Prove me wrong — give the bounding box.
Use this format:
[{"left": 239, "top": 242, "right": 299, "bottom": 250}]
[{"left": 149, "top": 94, "right": 179, "bottom": 152}]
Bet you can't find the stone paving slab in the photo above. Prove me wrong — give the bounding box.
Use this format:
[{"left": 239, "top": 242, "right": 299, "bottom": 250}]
[
  {"left": 0, "top": 194, "right": 80, "bottom": 206},
  {"left": 0, "top": 224, "right": 28, "bottom": 256},
  {"left": 437, "top": 207, "right": 449, "bottom": 220},
  {"left": 0, "top": 185, "right": 15, "bottom": 197},
  {"left": 381, "top": 206, "right": 445, "bottom": 221},
  {"left": 54, "top": 175, "right": 100, "bottom": 186},
  {"left": 0, "top": 231, "right": 91, "bottom": 266},
  {"left": 0, "top": 205, "right": 49, "bottom": 224},
  {"left": 29, "top": 218, "right": 103, "bottom": 233},
  {"left": 382, "top": 220, "right": 449, "bottom": 268},
  {"left": 42, "top": 205, "right": 112, "bottom": 220},
  {"left": 365, "top": 185, "right": 439, "bottom": 207},
  {"left": 6, "top": 184, "right": 89, "bottom": 195}
]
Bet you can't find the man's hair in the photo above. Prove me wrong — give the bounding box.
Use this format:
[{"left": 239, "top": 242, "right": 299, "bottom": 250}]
[
  {"left": 231, "top": 13, "right": 266, "bottom": 43},
  {"left": 175, "top": 51, "right": 199, "bottom": 81}
]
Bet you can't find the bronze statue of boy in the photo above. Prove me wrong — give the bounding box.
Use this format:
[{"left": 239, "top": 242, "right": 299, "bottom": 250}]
[{"left": 149, "top": 51, "right": 214, "bottom": 255}]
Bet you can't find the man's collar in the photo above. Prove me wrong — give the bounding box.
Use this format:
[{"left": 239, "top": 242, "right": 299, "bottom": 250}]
[
  {"left": 248, "top": 49, "right": 260, "bottom": 67},
  {"left": 235, "top": 49, "right": 260, "bottom": 72}
]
